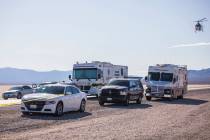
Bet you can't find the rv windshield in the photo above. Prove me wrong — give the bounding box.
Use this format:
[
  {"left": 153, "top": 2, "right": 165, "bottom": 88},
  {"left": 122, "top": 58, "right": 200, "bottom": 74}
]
[
  {"left": 74, "top": 68, "right": 97, "bottom": 79},
  {"left": 161, "top": 73, "right": 173, "bottom": 82},
  {"left": 148, "top": 72, "right": 160, "bottom": 81}
]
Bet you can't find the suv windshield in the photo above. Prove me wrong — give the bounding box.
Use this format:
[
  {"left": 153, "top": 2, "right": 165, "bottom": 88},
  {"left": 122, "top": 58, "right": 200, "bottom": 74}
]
[
  {"left": 148, "top": 72, "right": 160, "bottom": 81},
  {"left": 10, "top": 87, "right": 22, "bottom": 90},
  {"left": 74, "top": 68, "right": 97, "bottom": 79},
  {"left": 161, "top": 73, "right": 173, "bottom": 82},
  {"left": 108, "top": 80, "right": 129, "bottom": 87},
  {"left": 36, "top": 86, "right": 65, "bottom": 95}
]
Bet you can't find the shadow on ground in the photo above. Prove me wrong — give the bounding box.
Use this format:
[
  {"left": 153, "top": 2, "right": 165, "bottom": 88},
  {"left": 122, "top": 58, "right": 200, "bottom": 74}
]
[
  {"left": 22, "top": 111, "right": 92, "bottom": 120},
  {"left": 103, "top": 102, "right": 152, "bottom": 109},
  {"left": 152, "top": 98, "right": 208, "bottom": 105}
]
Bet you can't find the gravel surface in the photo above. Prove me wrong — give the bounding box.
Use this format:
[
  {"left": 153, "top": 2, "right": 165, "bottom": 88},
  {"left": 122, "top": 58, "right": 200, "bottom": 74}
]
[{"left": 0, "top": 89, "right": 210, "bottom": 140}]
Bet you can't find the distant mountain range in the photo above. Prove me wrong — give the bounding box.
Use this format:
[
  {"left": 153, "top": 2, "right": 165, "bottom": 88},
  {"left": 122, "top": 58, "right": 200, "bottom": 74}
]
[
  {"left": 0, "top": 67, "right": 210, "bottom": 84},
  {"left": 0, "top": 68, "right": 71, "bottom": 84}
]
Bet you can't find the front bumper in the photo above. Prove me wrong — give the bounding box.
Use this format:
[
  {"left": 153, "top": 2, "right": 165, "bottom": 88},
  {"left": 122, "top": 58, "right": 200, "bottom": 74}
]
[
  {"left": 99, "top": 95, "right": 127, "bottom": 103},
  {"left": 21, "top": 102, "right": 56, "bottom": 114},
  {"left": 145, "top": 92, "right": 172, "bottom": 98}
]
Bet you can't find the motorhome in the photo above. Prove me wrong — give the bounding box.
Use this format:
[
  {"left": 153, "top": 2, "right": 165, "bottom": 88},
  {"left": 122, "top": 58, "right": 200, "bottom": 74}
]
[
  {"left": 71, "top": 61, "right": 128, "bottom": 96},
  {"left": 145, "top": 64, "right": 187, "bottom": 100}
]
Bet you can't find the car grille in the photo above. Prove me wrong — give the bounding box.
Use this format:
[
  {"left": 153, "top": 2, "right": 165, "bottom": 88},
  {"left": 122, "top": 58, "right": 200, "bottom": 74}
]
[
  {"left": 101, "top": 89, "right": 121, "bottom": 97},
  {"left": 24, "top": 101, "right": 45, "bottom": 111},
  {"left": 151, "top": 86, "right": 165, "bottom": 93}
]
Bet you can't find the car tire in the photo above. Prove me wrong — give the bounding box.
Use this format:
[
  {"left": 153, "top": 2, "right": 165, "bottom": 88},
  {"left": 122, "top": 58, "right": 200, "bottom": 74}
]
[
  {"left": 99, "top": 100, "right": 104, "bottom": 106},
  {"left": 136, "top": 96, "right": 142, "bottom": 104},
  {"left": 17, "top": 93, "right": 22, "bottom": 99},
  {"left": 124, "top": 96, "right": 129, "bottom": 106},
  {"left": 55, "top": 102, "right": 63, "bottom": 116},
  {"left": 79, "top": 99, "right": 86, "bottom": 112},
  {"left": 3, "top": 96, "right": 8, "bottom": 100},
  {"left": 146, "top": 96, "right": 152, "bottom": 101},
  {"left": 179, "top": 90, "right": 184, "bottom": 99}
]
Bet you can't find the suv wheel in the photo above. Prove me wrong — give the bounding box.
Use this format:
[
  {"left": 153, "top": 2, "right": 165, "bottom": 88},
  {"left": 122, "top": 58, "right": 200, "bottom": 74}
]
[
  {"left": 55, "top": 102, "right": 63, "bottom": 116},
  {"left": 124, "top": 96, "right": 129, "bottom": 106},
  {"left": 3, "top": 96, "right": 8, "bottom": 100},
  {"left": 146, "top": 96, "right": 152, "bottom": 101},
  {"left": 22, "top": 112, "right": 29, "bottom": 116},
  {"left": 136, "top": 97, "right": 142, "bottom": 104},
  {"left": 99, "top": 100, "right": 104, "bottom": 106},
  {"left": 79, "top": 100, "right": 86, "bottom": 112},
  {"left": 17, "top": 93, "right": 22, "bottom": 99}
]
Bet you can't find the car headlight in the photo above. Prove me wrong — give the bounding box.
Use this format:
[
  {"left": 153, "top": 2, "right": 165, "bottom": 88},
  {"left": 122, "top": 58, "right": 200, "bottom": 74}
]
[
  {"left": 120, "top": 91, "right": 127, "bottom": 95},
  {"left": 45, "top": 100, "right": 56, "bottom": 105}
]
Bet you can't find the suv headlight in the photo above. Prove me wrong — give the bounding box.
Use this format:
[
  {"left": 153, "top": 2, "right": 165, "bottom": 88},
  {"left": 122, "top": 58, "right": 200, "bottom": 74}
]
[
  {"left": 45, "top": 100, "right": 56, "bottom": 105},
  {"left": 120, "top": 91, "right": 127, "bottom": 95}
]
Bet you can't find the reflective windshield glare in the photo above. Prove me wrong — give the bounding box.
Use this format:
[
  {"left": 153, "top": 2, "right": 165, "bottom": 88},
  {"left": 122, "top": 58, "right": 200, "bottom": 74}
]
[
  {"left": 36, "top": 86, "right": 65, "bottom": 94},
  {"left": 108, "top": 80, "right": 129, "bottom": 87}
]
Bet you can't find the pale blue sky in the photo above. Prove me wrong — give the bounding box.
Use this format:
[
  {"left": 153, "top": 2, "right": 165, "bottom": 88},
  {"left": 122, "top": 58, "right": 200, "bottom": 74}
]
[{"left": 0, "top": 0, "right": 210, "bottom": 75}]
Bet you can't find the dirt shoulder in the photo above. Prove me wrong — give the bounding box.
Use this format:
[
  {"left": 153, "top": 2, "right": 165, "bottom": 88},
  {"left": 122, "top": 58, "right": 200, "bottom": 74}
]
[{"left": 0, "top": 89, "right": 210, "bottom": 140}]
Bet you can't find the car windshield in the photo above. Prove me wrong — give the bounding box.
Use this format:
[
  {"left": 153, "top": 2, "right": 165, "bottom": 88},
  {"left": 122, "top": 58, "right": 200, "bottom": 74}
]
[
  {"left": 10, "top": 87, "right": 22, "bottom": 90},
  {"left": 148, "top": 72, "right": 160, "bottom": 81},
  {"left": 160, "top": 73, "right": 173, "bottom": 82},
  {"left": 108, "top": 80, "right": 129, "bottom": 87},
  {"left": 73, "top": 68, "right": 97, "bottom": 79},
  {"left": 36, "top": 86, "right": 65, "bottom": 95}
]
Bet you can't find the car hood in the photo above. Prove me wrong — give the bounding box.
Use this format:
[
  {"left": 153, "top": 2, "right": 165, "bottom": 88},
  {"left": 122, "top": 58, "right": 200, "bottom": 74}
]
[
  {"left": 101, "top": 85, "right": 128, "bottom": 90},
  {"left": 4, "top": 90, "right": 19, "bottom": 93},
  {"left": 22, "top": 93, "right": 62, "bottom": 101}
]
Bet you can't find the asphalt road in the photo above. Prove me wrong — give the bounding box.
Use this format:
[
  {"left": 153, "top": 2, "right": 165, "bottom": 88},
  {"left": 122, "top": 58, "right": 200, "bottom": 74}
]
[{"left": 0, "top": 89, "right": 210, "bottom": 140}]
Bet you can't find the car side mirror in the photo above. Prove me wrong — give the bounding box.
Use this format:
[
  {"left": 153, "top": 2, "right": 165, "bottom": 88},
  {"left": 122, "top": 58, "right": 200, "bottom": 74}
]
[
  {"left": 69, "top": 75, "right": 72, "bottom": 80},
  {"left": 145, "top": 76, "right": 148, "bottom": 81}
]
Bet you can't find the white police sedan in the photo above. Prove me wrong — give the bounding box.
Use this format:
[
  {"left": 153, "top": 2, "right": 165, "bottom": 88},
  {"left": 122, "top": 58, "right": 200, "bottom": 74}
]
[{"left": 21, "top": 84, "right": 87, "bottom": 116}]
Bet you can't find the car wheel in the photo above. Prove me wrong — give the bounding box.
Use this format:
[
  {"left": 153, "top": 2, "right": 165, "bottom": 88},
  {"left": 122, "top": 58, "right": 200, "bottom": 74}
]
[
  {"left": 3, "top": 96, "right": 8, "bottom": 100},
  {"left": 136, "top": 97, "right": 142, "bottom": 104},
  {"left": 79, "top": 99, "right": 86, "bottom": 112},
  {"left": 17, "top": 93, "right": 22, "bottom": 99},
  {"left": 179, "top": 90, "right": 184, "bottom": 99},
  {"left": 55, "top": 102, "right": 63, "bottom": 116},
  {"left": 146, "top": 96, "right": 152, "bottom": 101},
  {"left": 99, "top": 100, "right": 104, "bottom": 106},
  {"left": 124, "top": 96, "right": 129, "bottom": 106}
]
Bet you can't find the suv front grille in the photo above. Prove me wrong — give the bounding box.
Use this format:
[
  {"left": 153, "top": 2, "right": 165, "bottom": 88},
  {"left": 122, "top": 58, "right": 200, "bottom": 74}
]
[
  {"left": 101, "top": 89, "right": 121, "bottom": 97},
  {"left": 24, "top": 101, "right": 45, "bottom": 111}
]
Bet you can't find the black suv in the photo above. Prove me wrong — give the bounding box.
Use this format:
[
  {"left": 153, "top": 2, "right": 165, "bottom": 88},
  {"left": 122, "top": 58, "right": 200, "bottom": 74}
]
[{"left": 98, "top": 79, "right": 144, "bottom": 106}]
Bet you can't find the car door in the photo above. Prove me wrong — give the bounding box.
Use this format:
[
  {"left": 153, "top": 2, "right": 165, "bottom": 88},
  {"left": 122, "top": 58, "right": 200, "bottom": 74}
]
[
  {"left": 136, "top": 80, "right": 144, "bottom": 98},
  {"left": 129, "top": 80, "right": 139, "bottom": 100},
  {"left": 64, "top": 86, "right": 75, "bottom": 111},
  {"left": 70, "top": 86, "right": 82, "bottom": 110}
]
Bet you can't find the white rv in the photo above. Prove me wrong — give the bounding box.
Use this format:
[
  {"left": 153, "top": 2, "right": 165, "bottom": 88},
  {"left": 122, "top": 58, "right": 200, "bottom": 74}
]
[
  {"left": 145, "top": 64, "right": 187, "bottom": 100},
  {"left": 71, "top": 61, "right": 128, "bottom": 96}
]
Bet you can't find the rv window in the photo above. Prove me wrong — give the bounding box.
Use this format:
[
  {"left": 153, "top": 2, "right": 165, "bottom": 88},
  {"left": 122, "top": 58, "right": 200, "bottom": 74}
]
[
  {"left": 149, "top": 72, "right": 160, "bottom": 81},
  {"left": 121, "top": 68, "right": 123, "bottom": 76},
  {"left": 74, "top": 68, "right": 97, "bottom": 79},
  {"left": 161, "top": 73, "right": 173, "bottom": 82}
]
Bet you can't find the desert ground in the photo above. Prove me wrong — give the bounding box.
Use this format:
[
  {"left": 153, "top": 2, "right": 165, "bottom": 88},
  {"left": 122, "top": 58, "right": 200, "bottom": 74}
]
[{"left": 0, "top": 85, "right": 210, "bottom": 140}]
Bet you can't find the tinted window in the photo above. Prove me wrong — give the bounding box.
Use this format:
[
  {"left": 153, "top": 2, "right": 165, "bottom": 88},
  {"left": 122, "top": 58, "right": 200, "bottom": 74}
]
[
  {"left": 161, "top": 73, "right": 173, "bottom": 82},
  {"left": 71, "top": 87, "right": 80, "bottom": 94},
  {"left": 10, "top": 87, "right": 22, "bottom": 90},
  {"left": 74, "top": 68, "right": 97, "bottom": 79},
  {"left": 23, "top": 86, "right": 32, "bottom": 89},
  {"left": 149, "top": 72, "right": 160, "bottom": 81},
  {"left": 109, "top": 80, "right": 129, "bottom": 88}
]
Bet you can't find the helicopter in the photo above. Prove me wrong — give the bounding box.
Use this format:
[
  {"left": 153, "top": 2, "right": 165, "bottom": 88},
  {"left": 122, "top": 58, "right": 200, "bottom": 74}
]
[{"left": 194, "top": 18, "right": 207, "bottom": 32}]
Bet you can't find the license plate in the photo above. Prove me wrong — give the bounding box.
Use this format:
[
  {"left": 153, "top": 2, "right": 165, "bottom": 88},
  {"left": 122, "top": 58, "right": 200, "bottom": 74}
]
[
  {"left": 30, "top": 105, "right": 37, "bottom": 109},
  {"left": 107, "top": 98, "right": 112, "bottom": 101},
  {"left": 164, "top": 94, "right": 171, "bottom": 98}
]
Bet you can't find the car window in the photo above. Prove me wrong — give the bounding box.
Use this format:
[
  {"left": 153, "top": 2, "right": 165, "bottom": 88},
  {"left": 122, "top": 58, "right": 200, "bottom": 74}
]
[
  {"left": 129, "top": 81, "right": 136, "bottom": 88},
  {"left": 65, "top": 87, "right": 72, "bottom": 95},
  {"left": 23, "top": 86, "right": 32, "bottom": 89},
  {"left": 72, "top": 87, "right": 80, "bottom": 94}
]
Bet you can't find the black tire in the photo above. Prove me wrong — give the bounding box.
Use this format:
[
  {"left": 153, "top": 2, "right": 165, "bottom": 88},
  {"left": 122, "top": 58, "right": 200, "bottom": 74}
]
[
  {"left": 17, "top": 93, "right": 22, "bottom": 99},
  {"left": 79, "top": 99, "right": 86, "bottom": 112},
  {"left": 136, "top": 96, "right": 142, "bottom": 104},
  {"left": 55, "top": 102, "right": 63, "bottom": 116},
  {"left": 146, "top": 96, "right": 152, "bottom": 101},
  {"left": 22, "top": 112, "right": 29, "bottom": 116},
  {"left": 99, "top": 100, "right": 104, "bottom": 106},
  {"left": 124, "top": 96, "right": 129, "bottom": 106},
  {"left": 3, "top": 96, "right": 8, "bottom": 100}
]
